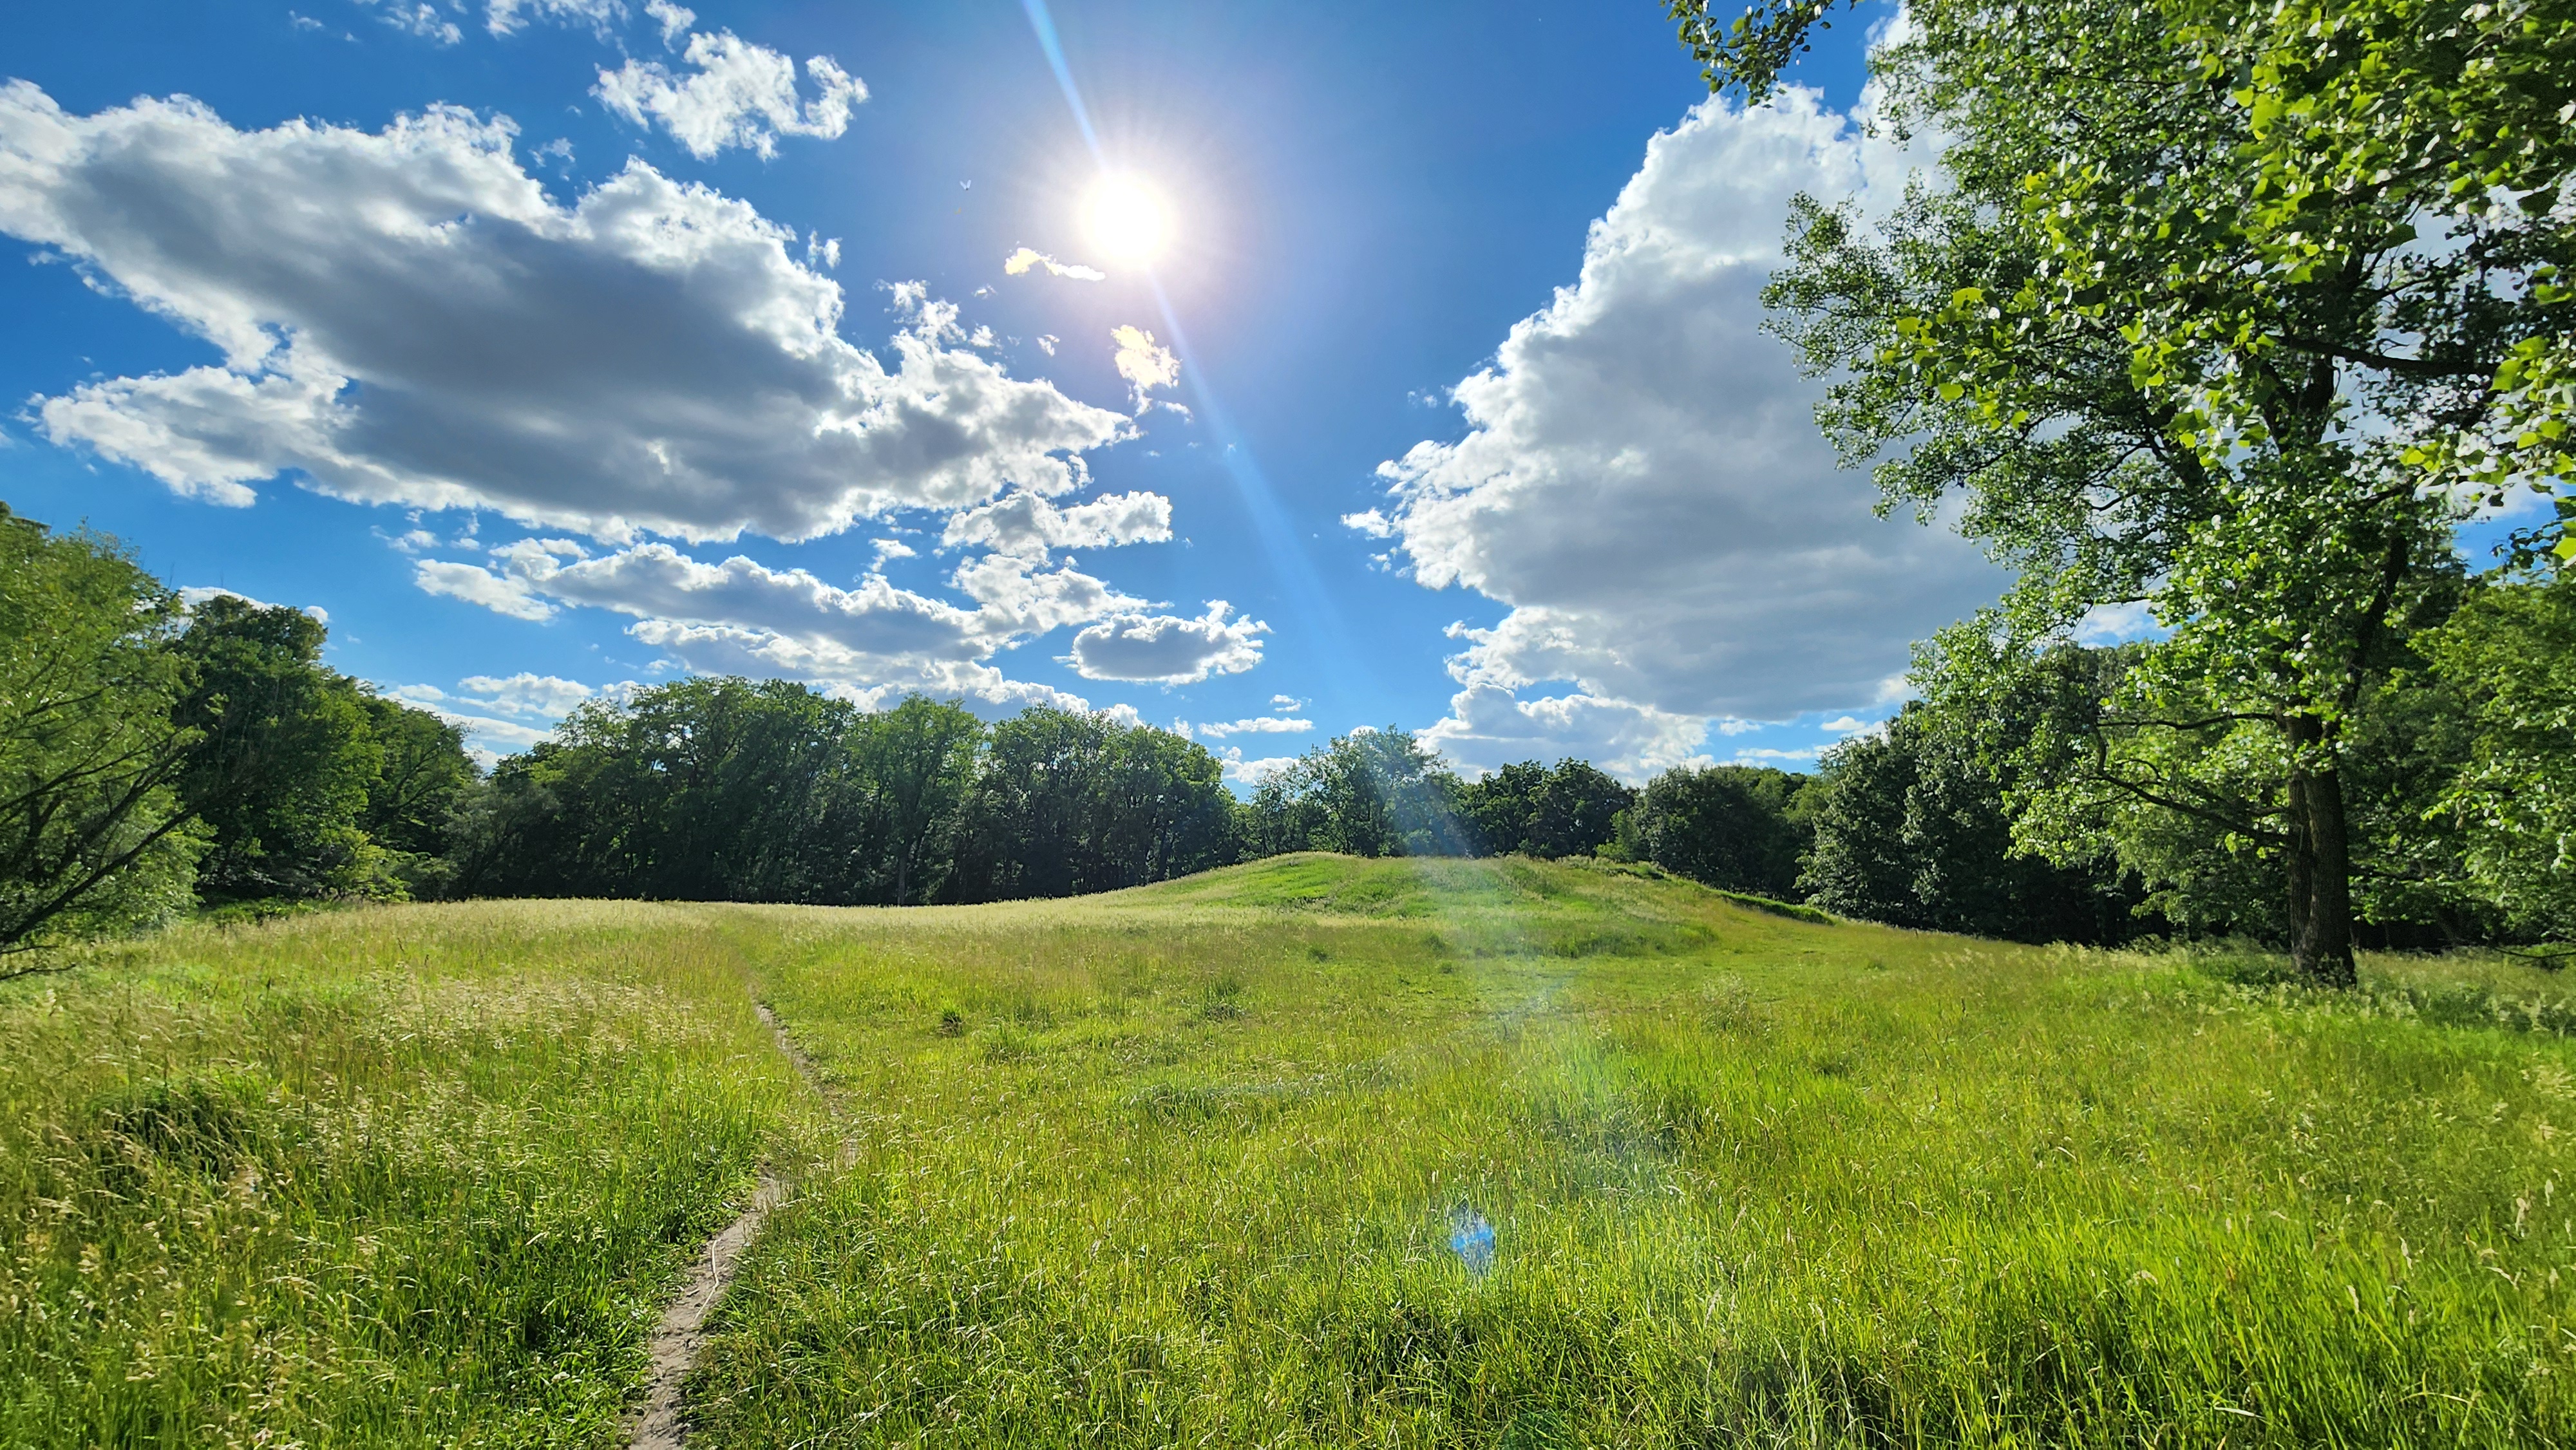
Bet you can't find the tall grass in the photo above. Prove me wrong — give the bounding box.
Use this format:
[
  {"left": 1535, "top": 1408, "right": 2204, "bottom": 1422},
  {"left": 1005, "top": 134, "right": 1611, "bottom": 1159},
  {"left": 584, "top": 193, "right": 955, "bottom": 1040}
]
[
  {"left": 690, "top": 856, "right": 2576, "bottom": 1447},
  {"left": 0, "top": 902, "right": 826, "bottom": 1447},
  {"left": 8, "top": 858, "right": 2573, "bottom": 1446}
]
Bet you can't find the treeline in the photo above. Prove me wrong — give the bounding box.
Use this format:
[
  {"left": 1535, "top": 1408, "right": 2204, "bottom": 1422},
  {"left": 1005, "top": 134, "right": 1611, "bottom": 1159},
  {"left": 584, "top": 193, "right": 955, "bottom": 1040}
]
[
  {"left": 13, "top": 498, "right": 2573, "bottom": 963},
  {"left": 4, "top": 504, "right": 1830, "bottom": 957}
]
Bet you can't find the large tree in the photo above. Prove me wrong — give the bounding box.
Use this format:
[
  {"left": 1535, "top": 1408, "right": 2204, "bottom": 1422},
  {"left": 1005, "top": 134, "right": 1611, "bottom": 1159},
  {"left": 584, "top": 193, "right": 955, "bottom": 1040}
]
[
  {"left": 1618, "top": 764, "right": 1812, "bottom": 898},
  {"left": 1247, "top": 729, "right": 1472, "bottom": 859},
  {"left": 173, "top": 597, "right": 393, "bottom": 902},
  {"left": 1672, "top": 0, "right": 2576, "bottom": 981},
  {"left": 0, "top": 505, "right": 202, "bottom": 963}
]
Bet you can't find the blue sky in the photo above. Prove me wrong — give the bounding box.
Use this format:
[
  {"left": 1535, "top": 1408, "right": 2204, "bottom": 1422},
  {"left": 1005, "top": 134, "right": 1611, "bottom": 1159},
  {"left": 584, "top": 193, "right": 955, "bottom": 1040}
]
[{"left": 1, "top": 0, "right": 2009, "bottom": 782}]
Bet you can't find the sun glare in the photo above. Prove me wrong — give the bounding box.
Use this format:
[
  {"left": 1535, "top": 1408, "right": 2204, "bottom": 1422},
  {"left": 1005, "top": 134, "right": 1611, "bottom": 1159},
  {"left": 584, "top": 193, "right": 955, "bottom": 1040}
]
[{"left": 1083, "top": 174, "right": 1172, "bottom": 268}]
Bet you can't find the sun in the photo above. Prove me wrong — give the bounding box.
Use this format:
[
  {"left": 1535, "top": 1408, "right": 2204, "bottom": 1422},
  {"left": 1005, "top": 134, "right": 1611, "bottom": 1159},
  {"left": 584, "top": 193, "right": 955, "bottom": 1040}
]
[{"left": 1083, "top": 174, "right": 1172, "bottom": 268}]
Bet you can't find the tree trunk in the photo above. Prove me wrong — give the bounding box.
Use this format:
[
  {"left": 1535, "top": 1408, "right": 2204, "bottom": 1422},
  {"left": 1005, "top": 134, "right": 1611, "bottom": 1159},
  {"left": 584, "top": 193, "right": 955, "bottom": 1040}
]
[{"left": 2282, "top": 715, "right": 2358, "bottom": 986}]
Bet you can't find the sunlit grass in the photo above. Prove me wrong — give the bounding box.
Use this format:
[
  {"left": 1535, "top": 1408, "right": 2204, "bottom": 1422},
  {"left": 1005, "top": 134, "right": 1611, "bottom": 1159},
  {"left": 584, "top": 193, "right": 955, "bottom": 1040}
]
[
  {"left": 7, "top": 858, "right": 2575, "bottom": 1446},
  {"left": 0, "top": 902, "right": 828, "bottom": 1447},
  {"left": 700, "top": 856, "right": 2576, "bottom": 1447}
]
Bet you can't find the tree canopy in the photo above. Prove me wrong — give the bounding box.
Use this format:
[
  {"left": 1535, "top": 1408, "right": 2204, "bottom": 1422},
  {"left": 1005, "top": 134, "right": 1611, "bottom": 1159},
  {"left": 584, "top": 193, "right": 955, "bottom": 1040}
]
[{"left": 1676, "top": 0, "right": 2576, "bottom": 981}]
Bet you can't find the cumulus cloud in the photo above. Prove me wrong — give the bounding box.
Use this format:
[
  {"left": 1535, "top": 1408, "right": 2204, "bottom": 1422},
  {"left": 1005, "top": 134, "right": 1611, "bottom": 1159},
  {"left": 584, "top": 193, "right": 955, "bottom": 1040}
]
[
  {"left": 1418, "top": 683, "right": 1710, "bottom": 782},
  {"left": 2074, "top": 600, "right": 2159, "bottom": 645},
  {"left": 1110, "top": 325, "right": 1179, "bottom": 410},
  {"left": 1003, "top": 247, "right": 1106, "bottom": 282},
  {"left": 1213, "top": 746, "right": 1300, "bottom": 786},
  {"left": 643, "top": 0, "right": 692, "bottom": 44},
  {"left": 176, "top": 585, "right": 328, "bottom": 624},
  {"left": 1193, "top": 715, "right": 1312, "bottom": 739},
  {"left": 1365, "top": 86, "right": 2004, "bottom": 762},
  {"left": 0, "top": 82, "right": 1128, "bottom": 543},
  {"left": 389, "top": 669, "right": 623, "bottom": 765},
  {"left": 1068, "top": 601, "right": 1265, "bottom": 684},
  {"left": 415, "top": 559, "right": 555, "bottom": 619},
  {"left": 455, "top": 671, "right": 595, "bottom": 717},
  {"left": 939, "top": 489, "right": 1170, "bottom": 559},
  {"left": 595, "top": 30, "right": 864, "bottom": 160},
  {"left": 404, "top": 528, "right": 1228, "bottom": 707}
]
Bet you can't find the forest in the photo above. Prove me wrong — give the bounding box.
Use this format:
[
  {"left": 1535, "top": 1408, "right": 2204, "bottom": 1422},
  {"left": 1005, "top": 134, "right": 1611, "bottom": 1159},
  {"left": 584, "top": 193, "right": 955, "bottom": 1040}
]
[{"left": 9, "top": 490, "right": 2574, "bottom": 971}]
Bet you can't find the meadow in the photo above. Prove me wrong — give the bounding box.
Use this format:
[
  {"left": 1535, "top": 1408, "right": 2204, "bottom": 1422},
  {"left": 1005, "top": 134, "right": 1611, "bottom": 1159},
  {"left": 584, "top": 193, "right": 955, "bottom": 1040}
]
[{"left": 6, "top": 855, "right": 2575, "bottom": 1446}]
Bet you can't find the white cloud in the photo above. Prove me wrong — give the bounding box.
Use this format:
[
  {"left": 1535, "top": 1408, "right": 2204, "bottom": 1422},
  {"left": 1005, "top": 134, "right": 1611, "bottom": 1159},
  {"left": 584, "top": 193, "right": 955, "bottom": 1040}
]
[
  {"left": 1730, "top": 746, "right": 1821, "bottom": 764},
  {"left": 1110, "top": 325, "right": 1179, "bottom": 410},
  {"left": 871, "top": 537, "right": 916, "bottom": 567},
  {"left": 456, "top": 671, "right": 594, "bottom": 717},
  {"left": 1418, "top": 683, "right": 1709, "bottom": 782},
  {"left": 1215, "top": 746, "right": 1300, "bottom": 786},
  {"left": 939, "top": 489, "right": 1170, "bottom": 559},
  {"left": 406, "top": 529, "right": 1187, "bottom": 707},
  {"left": 1341, "top": 508, "right": 1395, "bottom": 538},
  {"left": 487, "top": 0, "right": 627, "bottom": 37},
  {"left": 595, "top": 30, "right": 863, "bottom": 160},
  {"left": 1271, "top": 693, "right": 1303, "bottom": 710},
  {"left": 643, "top": 0, "right": 692, "bottom": 45},
  {"left": 355, "top": 1, "right": 464, "bottom": 44},
  {"left": 1067, "top": 601, "right": 1266, "bottom": 684},
  {"left": 1368, "top": 86, "right": 2003, "bottom": 753},
  {"left": 1819, "top": 714, "right": 1871, "bottom": 733},
  {"left": 1003, "top": 247, "right": 1106, "bottom": 282},
  {"left": 175, "top": 585, "right": 329, "bottom": 625},
  {"left": 1193, "top": 715, "right": 1312, "bottom": 739},
  {"left": 2074, "top": 600, "right": 2159, "bottom": 645},
  {"left": 0, "top": 83, "right": 1129, "bottom": 544},
  {"left": 414, "top": 559, "right": 556, "bottom": 619}
]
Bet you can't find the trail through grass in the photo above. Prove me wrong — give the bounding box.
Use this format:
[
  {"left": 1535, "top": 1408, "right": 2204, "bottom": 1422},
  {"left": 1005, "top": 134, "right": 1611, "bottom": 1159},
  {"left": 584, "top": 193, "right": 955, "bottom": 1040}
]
[
  {"left": 6, "top": 856, "right": 2575, "bottom": 1445},
  {"left": 704, "top": 856, "right": 2576, "bottom": 1447},
  {"left": 0, "top": 903, "right": 829, "bottom": 1447}
]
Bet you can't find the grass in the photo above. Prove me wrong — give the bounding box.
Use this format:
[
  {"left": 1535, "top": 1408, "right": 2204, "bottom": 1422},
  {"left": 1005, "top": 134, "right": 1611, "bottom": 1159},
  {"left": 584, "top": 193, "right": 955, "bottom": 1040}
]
[
  {"left": 0, "top": 902, "right": 828, "bottom": 1447},
  {"left": 5, "top": 853, "right": 2575, "bottom": 1445}
]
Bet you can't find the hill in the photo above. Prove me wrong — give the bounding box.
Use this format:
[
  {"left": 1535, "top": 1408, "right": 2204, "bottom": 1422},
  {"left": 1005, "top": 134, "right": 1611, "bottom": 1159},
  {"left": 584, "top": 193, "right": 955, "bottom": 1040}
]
[{"left": 6, "top": 854, "right": 2574, "bottom": 1445}]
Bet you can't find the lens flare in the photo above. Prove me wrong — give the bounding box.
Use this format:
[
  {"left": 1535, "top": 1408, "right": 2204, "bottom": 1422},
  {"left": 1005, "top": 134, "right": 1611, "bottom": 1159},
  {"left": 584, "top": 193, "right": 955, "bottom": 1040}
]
[{"left": 1084, "top": 174, "right": 1171, "bottom": 267}]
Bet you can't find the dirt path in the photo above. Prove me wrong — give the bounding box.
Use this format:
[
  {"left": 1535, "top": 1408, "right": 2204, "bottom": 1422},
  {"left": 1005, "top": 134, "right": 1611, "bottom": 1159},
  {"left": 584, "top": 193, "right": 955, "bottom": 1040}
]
[{"left": 627, "top": 1003, "right": 829, "bottom": 1450}]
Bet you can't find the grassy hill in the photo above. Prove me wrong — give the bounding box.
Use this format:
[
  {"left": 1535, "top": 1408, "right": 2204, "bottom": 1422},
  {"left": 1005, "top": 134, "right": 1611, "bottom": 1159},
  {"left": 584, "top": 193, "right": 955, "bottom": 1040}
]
[{"left": 6, "top": 854, "right": 2575, "bottom": 1445}]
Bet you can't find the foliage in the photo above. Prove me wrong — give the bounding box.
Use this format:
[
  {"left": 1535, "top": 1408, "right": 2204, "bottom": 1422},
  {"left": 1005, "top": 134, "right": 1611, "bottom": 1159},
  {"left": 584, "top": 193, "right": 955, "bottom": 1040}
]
[
  {"left": 0, "top": 902, "right": 822, "bottom": 1444},
  {"left": 951, "top": 706, "right": 1240, "bottom": 902},
  {"left": 173, "top": 596, "right": 401, "bottom": 903},
  {"left": 355, "top": 690, "right": 477, "bottom": 899},
  {"left": 0, "top": 505, "right": 202, "bottom": 963},
  {"left": 1802, "top": 700, "right": 2153, "bottom": 943},
  {"left": 2426, "top": 569, "right": 2576, "bottom": 943},
  {"left": 1245, "top": 728, "right": 1473, "bottom": 858},
  {"left": 1617, "top": 764, "right": 1812, "bottom": 898},
  {"left": 462, "top": 681, "right": 1239, "bottom": 907},
  {"left": 1457, "top": 758, "right": 1634, "bottom": 858},
  {"left": 1682, "top": 0, "right": 2576, "bottom": 981}
]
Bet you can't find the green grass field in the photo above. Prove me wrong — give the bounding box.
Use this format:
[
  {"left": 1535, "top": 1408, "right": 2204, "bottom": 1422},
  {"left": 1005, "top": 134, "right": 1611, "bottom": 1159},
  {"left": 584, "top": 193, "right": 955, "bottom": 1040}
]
[{"left": 7, "top": 854, "right": 2576, "bottom": 1446}]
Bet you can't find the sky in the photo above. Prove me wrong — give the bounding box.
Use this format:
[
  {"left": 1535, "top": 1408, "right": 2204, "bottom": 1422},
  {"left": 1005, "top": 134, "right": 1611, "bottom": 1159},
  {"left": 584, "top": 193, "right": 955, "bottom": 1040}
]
[{"left": 0, "top": 0, "right": 2016, "bottom": 784}]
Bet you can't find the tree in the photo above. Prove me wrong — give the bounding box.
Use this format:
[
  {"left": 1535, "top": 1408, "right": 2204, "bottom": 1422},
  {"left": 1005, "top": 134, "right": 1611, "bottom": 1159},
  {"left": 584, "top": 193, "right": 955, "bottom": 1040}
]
[
  {"left": 1802, "top": 701, "right": 2154, "bottom": 943},
  {"left": 355, "top": 692, "right": 477, "bottom": 899},
  {"left": 952, "top": 708, "right": 1237, "bottom": 901},
  {"left": 1671, "top": 0, "right": 2575, "bottom": 982},
  {"left": 1619, "top": 765, "right": 1810, "bottom": 898},
  {"left": 0, "top": 505, "right": 203, "bottom": 963},
  {"left": 464, "top": 677, "right": 861, "bottom": 902},
  {"left": 173, "top": 596, "right": 392, "bottom": 902},
  {"left": 1248, "top": 729, "right": 1472, "bottom": 858},
  {"left": 2423, "top": 569, "right": 2576, "bottom": 945},
  {"left": 1460, "top": 760, "right": 1634, "bottom": 858},
  {"left": 850, "top": 696, "right": 983, "bottom": 905}
]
